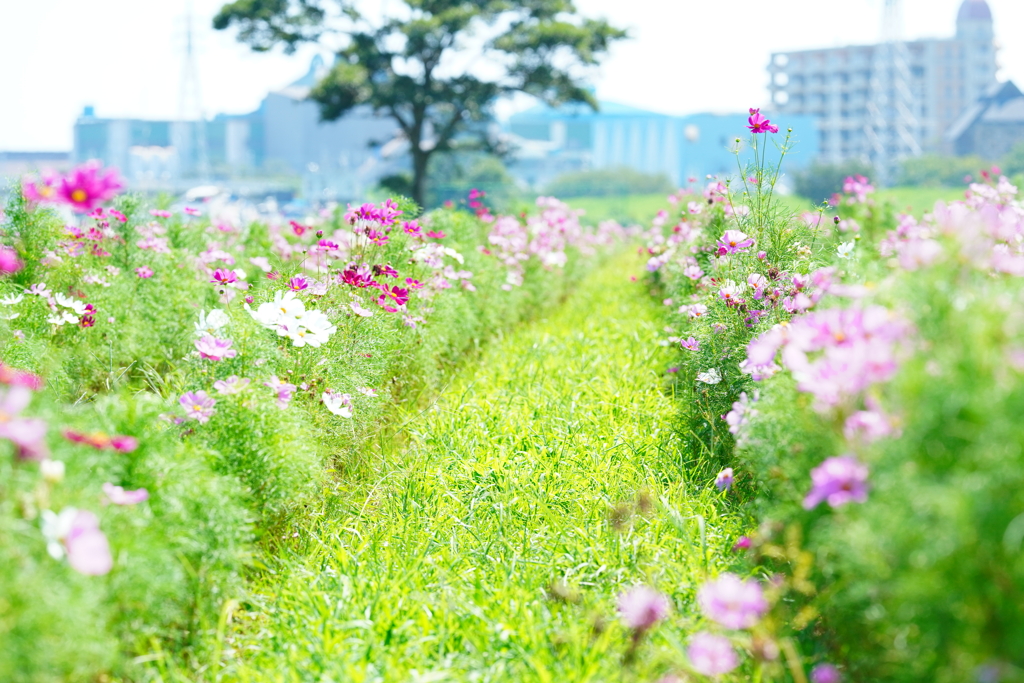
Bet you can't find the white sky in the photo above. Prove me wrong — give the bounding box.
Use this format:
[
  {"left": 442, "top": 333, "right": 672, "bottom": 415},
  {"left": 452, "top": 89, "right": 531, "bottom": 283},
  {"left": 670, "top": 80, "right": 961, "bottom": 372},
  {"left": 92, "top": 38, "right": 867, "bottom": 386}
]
[{"left": 1, "top": 0, "right": 1021, "bottom": 151}]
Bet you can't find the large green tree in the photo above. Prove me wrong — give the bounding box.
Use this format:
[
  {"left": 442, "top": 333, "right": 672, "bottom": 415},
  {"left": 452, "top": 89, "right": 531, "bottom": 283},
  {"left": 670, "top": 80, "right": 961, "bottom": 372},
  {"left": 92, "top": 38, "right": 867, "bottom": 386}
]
[{"left": 214, "top": 0, "right": 626, "bottom": 206}]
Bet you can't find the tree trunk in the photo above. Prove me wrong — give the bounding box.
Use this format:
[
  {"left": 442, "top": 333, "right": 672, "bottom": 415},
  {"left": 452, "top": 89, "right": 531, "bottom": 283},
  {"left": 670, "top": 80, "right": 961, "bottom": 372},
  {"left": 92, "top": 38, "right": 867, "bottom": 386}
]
[{"left": 411, "top": 149, "right": 430, "bottom": 208}]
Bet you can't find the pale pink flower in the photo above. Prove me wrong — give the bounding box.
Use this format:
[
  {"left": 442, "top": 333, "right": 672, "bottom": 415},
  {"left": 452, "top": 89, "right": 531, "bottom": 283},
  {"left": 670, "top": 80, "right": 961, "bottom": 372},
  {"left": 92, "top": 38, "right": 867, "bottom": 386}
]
[
  {"left": 698, "top": 573, "right": 768, "bottom": 629},
  {"left": 135, "top": 266, "right": 154, "bottom": 279},
  {"left": 214, "top": 376, "right": 251, "bottom": 395},
  {"left": 179, "top": 391, "right": 216, "bottom": 423},
  {"left": 195, "top": 335, "right": 237, "bottom": 361},
  {"left": 102, "top": 482, "right": 150, "bottom": 505},
  {"left": 804, "top": 455, "right": 869, "bottom": 510},
  {"left": 688, "top": 632, "right": 739, "bottom": 676},
  {"left": 617, "top": 586, "right": 671, "bottom": 632}
]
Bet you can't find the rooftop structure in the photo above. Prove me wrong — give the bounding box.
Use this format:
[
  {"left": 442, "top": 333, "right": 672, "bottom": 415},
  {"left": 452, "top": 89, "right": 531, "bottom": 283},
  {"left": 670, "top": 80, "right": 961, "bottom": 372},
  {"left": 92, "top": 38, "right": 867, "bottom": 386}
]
[
  {"left": 948, "top": 80, "right": 1024, "bottom": 158},
  {"left": 768, "top": 0, "right": 998, "bottom": 176}
]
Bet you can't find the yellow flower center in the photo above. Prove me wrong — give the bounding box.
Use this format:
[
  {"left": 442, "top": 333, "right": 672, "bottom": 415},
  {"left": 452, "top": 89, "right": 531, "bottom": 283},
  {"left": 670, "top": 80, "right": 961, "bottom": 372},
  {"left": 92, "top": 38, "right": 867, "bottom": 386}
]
[{"left": 70, "top": 189, "right": 88, "bottom": 203}]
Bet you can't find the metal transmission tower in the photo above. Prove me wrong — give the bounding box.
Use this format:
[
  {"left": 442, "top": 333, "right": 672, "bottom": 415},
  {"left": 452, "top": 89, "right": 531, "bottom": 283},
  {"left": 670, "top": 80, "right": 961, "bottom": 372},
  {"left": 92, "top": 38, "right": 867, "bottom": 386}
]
[
  {"left": 865, "top": 0, "right": 921, "bottom": 185},
  {"left": 179, "top": 7, "right": 210, "bottom": 180}
]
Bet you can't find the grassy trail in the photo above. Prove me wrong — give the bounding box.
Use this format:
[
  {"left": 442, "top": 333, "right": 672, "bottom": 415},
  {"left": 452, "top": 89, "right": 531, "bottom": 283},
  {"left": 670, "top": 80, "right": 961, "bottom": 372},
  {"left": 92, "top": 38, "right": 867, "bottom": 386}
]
[{"left": 215, "top": 252, "right": 748, "bottom": 682}]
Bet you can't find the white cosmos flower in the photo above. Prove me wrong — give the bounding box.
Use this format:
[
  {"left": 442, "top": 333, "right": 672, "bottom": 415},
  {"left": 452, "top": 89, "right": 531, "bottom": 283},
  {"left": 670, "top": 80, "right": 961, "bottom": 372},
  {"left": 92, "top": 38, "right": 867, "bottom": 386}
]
[
  {"left": 837, "top": 241, "right": 856, "bottom": 259},
  {"left": 322, "top": 391, "right": 353, "bottom": 418},
  {"left": 54, "top": 294, "right": 87, "bottom": 315},
  {"left": 0, "top": 293, "right": 24, "bottom": 306},
  {"left": 195, "top": 309, "right": 230, "bottom": 337},
  {"left": 41, "top": 507, "right": 78, "bottom": 560},
  {"left": 697, "top": 368, "right": 722, "bottom": 385},
  {"left": 1, "top": 311, "right": 20, "bottom": 320}
]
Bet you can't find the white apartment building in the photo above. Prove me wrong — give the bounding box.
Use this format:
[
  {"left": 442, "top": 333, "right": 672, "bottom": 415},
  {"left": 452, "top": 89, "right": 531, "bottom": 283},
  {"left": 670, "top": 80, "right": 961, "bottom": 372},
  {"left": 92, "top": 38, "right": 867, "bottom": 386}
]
[{"left": 767, "top": 0, "right": 998, "bottom": 168}]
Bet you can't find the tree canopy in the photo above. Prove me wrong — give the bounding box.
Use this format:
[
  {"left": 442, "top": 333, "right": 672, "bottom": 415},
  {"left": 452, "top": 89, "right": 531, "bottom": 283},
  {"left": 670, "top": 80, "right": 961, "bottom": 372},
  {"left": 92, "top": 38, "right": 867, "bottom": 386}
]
[{"left": 214, "top": 0, "right": 626, "bottom": 206}]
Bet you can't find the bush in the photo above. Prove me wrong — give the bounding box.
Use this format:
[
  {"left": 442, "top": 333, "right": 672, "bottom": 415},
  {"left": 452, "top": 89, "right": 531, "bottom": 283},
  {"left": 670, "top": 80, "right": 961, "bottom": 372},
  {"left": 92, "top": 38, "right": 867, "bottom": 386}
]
[
  {"left": 0, "top": 168, "right": 618, "bottom": 680},
  {"left": 645, "top": 141, "right": 1024, "bottom": 680},
  {"left": 897, "top": 154, "right": 988, "bottom": 187},
  {"left": 792, "top": 160, "right": 873, "bottom": 204}
]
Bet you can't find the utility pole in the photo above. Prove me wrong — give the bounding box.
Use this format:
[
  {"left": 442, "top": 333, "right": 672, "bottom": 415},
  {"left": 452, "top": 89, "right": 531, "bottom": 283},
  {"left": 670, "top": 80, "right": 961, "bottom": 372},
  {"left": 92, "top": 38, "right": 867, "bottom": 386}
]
[{"left": 180, "top": 4, "right": 210, "bottom": 181}]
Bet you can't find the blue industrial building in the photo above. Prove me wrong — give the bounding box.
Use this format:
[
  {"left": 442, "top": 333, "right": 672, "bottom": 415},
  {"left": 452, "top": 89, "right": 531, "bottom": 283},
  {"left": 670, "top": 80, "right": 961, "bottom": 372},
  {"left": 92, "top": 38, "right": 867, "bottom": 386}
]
[{"left": 505, "top": 101, "right": 819, "bottom": 188}]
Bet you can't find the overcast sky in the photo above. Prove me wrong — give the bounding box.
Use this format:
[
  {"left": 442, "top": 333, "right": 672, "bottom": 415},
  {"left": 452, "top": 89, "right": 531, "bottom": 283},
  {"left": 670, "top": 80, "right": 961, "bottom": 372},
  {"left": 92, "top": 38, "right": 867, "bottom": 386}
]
[{"left": 2, "top": 0, "right": 1021, "bottom": 151}]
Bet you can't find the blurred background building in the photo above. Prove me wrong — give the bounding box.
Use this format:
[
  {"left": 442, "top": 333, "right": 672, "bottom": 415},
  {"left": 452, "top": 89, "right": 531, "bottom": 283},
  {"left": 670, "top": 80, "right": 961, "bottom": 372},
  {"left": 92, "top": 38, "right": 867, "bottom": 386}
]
[
  {"left": 766, "top": 0, "right": 1012, "bottom": 177},
  {"left": 505, "top": 102, "right": 818, "bottom": 188},
  {"left": 71, "top": 56, "right": 405, "bottom": 202}
]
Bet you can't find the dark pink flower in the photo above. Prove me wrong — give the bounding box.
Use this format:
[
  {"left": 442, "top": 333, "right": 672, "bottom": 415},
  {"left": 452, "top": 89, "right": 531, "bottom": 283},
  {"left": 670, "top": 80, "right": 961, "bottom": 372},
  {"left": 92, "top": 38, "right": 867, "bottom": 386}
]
[
  {"left": 149, "top": 209, "right": 172, "bottom": 218},
  {"left": 617, "top": 586, "right": 671, "bottom": 632},
  {"left": 804, "top": 455, "right": 869, "bottom": 510},
  {"left": 733, "top": 536, "right": 752, "bottom": 551},
  {"left": 289, "top": 220, "right": 308, "bottom": 236},
  {"left": 183, "top": 207, "right": 201, "bottom": 216},
  {"left": 109, "top": 435, "right": 138, "bottom": 453},
  {"left": 288, "top": 275, "right": 309, "bottom": 292},
  {"left": 377, "top": 284, "right": 409, "bottom": 308},
  {"left": 0, "top": 246, "right": 23, "bottom": 274},
  {"left": 0, "top": 363, "right": 44, "bottom": 390},
  {"left": 374, "top": 264, "right": 399, "bottom": 279},
  {"left": 747, "top": 108, "right": 779, "bottom": 134},
  {"left": 56, "top": 161, "right": 124, "bottom": 212},
  {"left": 135, "top": 266, "right": 154, "bottom": 279},
  {"left": 426, "top": 230, "right": 446, "bottom": 239},
  {"left": 402, "top": 221, "right": 422, "bottom": 236},
  {"left": 211, "top": 269, "right": 238, "bottom": 285}
]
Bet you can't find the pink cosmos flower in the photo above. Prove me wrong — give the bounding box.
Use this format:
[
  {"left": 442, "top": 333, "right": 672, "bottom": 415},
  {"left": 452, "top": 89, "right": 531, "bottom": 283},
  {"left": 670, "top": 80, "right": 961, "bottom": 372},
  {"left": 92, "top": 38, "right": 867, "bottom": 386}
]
[
  {"left": 843, "top": 409, "right": 893, "bottom": 443},
  {"left": 149, "top": 209, "right": 172, "bottom": 218},
  {"left": 22, "top": 170, "right": 60, "bottom": 203},
  {"left": 402, "top": 221, "right": 422, "bottom": 236},
  {"left": 135, "top": 266, "right": 154, "bottom": 279},
  {"left": 109, "top": 435, "right": 138, "bottom": 452},
  {"left": 733, "top": 536, "right": 752, "bottom": 551},
  {"left": 681, "top": 337, "right": 700, "bottom": 352},
  {"left": 426, "top": 230, "right": 445, "bottom": 239},
  {"left": 811, "top": 664, "right": 842, "bottom": 683},
  {"left": 687, "top": 632, "right": 739, "bottom": 676},
  {"left": 698, "top": 572, "right": 768, "bottom": 629},
  {"left": 0, "top": 246, "right": 23, "bottom": 274},
  {"left": 0, "top": 363, "right": 44, "bottom": 390},
  {"left": 378, "top": 284, "right": 409, "bottom": 308},
  {"left": 183, "top": 207, "right": 201, "bottom": 216},
  {"left": 288, "top": 275, "right": 309, "bottom": 292},
  {"left": 102, "top": 482, "right": 149, "bottom": 505},
  {"left": 211, "top": 268, "right": 238, "bottom": 286},
  {"left": 617, "top": 586, "right": 671, "bottom": 632},
  {"left": 683, "top": 265, "right": 704, "bottom": 281},
  {"left": 350, "top": 301, "right": 374, "bottom": 317},
  {"left": 804, "top": 455, "right": 869, "bottom": 510},
  {"left": 717, "top": 230, "right": 755, "bottom": 254},
  {"left": 405, "top": 277, "right": 423, "bottom": 289},
  {"left": 179, "top": 391, "right": 216, "bottom": 424},
  {"left": 56, "top": 161, "right": 124, "bottom": 212},
  {"left": 194, "top": 335, "right": 237, "bottom": 361},
  {"left": 0, "top": 386, "right": 48, "bottom": 460},
  {"left": 715, "top": 467, "right": 734, "bottom": 491},
  {"left": 374, "top": 264, "right": 399, "bottom": 279},
  {"left": 747, "top": 108, "right": 779, "bottom": 134},
  {"left": 66, "top": 510, "right": 113, "bottom": 575},
  {"left": 214, "top": 375, "right": 251, "bottom": 395}
]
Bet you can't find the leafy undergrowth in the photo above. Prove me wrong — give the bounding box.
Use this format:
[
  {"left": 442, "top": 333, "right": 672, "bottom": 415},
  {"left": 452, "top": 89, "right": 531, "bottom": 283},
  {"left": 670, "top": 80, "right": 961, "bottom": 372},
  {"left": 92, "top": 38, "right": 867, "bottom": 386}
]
[{"left": 197, "top": 251, "right": 749, "bottom": 682}]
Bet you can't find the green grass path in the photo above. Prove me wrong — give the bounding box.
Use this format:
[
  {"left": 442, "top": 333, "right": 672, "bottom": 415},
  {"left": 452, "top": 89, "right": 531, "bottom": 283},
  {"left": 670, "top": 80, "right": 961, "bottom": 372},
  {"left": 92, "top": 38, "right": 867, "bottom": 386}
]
[{"left": 217, "top": 252, "right": 747, "bottom": 682}]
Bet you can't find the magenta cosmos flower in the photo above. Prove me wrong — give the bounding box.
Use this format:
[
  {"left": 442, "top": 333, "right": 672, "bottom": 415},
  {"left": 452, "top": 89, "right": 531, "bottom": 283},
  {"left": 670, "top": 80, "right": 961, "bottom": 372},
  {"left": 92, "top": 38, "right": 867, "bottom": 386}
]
[
  {"left": 0, "top": 246, "right": 23, "bottom": 274},
  {"left": 194, "top": 335, "right": 237, "bottom": 361},
  {"left": 56, "top": 161, "right": 124, "bottom": 212},
  {"left": 179, "top": 391, "right": 216, "bottom": 423},
  {"left": 680, "top": 337, "right": 700, "bottom": 352},
  {"left": 804, "top": 455, "right": 869, "bottom": 510},
  {"left": 135, "top": 266, "right": 154, "bottom": 279},
  {"left": 747, "top": 108, "right": 779, "bottom": 134},
  {"left": 617, "top": 585, "right": 671, "bottom": 632},
  {"left": 688, "top": 632, "right": 739, "bottom": 676},
  {"left": 811, "top": 664, "right": 842, "bottom": 683},
  {"left": 698, "top": 572, "right": 768, "bottom": 629},
  {"left": 717, "top": 230, "right": 755, "bottom": 255}
]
